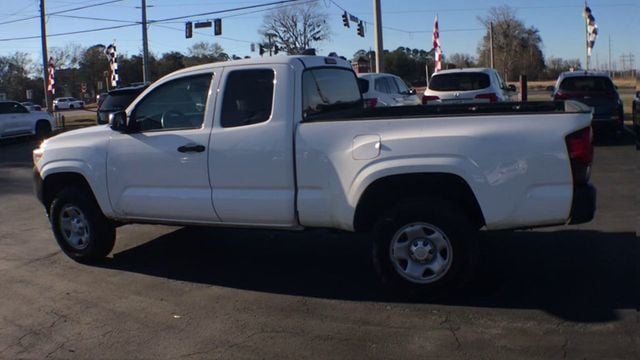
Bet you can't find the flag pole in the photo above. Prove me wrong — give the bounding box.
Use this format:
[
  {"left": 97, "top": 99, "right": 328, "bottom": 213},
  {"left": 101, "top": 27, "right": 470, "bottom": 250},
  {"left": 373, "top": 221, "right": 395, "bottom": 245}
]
[{"left": 584, "top": 1, "right": 589, "bottom": 70}]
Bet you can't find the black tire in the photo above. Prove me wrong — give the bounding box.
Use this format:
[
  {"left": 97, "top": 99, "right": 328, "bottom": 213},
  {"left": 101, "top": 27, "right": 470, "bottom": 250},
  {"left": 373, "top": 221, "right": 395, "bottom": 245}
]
[
  {"left": 50, "top": 187, "right": 115, "bottom": 263},
  {"left": 373, "top": 197, "right": 477, "bottom": 298},
  {"left": 35, "top": 121, "right": 51, "bottom": 140}
]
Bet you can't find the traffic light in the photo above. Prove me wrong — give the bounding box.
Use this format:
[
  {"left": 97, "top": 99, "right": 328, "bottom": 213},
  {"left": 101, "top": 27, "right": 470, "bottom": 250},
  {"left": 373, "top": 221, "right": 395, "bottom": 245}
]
[
  {"left": 214, "top": 18, "right": 222, "bottom": 36},
  {"left": 259, "top": 45, "right": 265, "bottom": 56},
  {"left": 274, "top": 45, "right": 279, "bottom": 55},
  {"left": 357, "top": 21, "right": 364, "bottom": 37},
  {"left": 342, "top": 11, "right": 349, "bottom": 28},
  {"left": 185, "top": 21, "right": 193, "bottom": 38}
]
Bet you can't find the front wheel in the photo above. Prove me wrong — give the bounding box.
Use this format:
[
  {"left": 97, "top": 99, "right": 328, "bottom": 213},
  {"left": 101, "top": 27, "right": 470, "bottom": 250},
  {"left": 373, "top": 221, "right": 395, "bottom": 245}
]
[
  {"left": 373, "top": 198, "right": 477, "bottom": 298},
  {"left": 50, "top": 187, "right": 115, "bottom": 263}
]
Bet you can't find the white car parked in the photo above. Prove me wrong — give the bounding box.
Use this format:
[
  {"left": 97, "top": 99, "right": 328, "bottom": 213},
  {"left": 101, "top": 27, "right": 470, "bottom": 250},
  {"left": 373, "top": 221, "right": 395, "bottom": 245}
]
[
  {"left": 53, "top": 97, "right": 84, "bottom": 110},
  {"left": 0, "top": 101, "right": 56, "bottom": 139},
  {"left": 21, "top": 101, "right": 42, "bottom": 111},
  {"left": 423, "top": 68, "right": 516, "bottom": 104},
  {"left": 357, "top": 73, "right": 422, "bottom": 107}
]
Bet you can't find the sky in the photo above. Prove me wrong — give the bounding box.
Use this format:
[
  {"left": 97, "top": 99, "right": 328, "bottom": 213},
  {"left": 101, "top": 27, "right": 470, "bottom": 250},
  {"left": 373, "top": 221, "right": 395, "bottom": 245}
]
[{"left": 0, "top": 0, "right": 638, "bottom": 72}]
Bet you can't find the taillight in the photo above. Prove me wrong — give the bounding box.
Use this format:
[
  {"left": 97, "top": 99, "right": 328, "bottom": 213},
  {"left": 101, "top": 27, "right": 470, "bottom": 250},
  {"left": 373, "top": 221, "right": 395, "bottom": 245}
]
[
  {"left": 565, "top": 127, "right": 593, "bottom": 185},
  {"left": 554, "top": 91, "right": 569, "bottom": 100},
  {"left": 474, "top": 92, "right": 498, "bottom": 102},
  {"left": 422, "top": 95, "right": 439, "bottom": 104},
  {"left": 364, "top": 98, "right": 378, "bottom": 108}
]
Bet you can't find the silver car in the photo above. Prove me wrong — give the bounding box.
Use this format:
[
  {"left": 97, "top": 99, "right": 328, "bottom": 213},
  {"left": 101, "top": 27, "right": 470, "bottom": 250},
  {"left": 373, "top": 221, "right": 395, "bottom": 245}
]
[
  {"left": 357, "top": 73, "right": 422, "bottom": 107},
  {"left": 423, "top": 68, "right": 516, "bottom": 104}
]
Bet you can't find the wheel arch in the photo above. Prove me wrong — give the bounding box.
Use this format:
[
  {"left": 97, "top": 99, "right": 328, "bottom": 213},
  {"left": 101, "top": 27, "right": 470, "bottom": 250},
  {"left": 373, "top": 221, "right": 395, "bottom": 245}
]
[
  {"left": 353, "top": 173, "right": 486, "bottom": 232},
  {"left": 41, "top": 171, "right": 100, "bottom": 216}
]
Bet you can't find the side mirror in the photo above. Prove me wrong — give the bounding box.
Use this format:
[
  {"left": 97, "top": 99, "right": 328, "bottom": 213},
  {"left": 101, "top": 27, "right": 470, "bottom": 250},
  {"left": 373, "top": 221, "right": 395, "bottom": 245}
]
[
  {"left": 546, "top": 86, "right": 555, "bottom": 92},
  {"left": 109, "top": 111, "right": 128, "bottom": 132},
  {"left": 357, "top": 78, "right": 369, "bottom": 94},
  {"left": 408, "top": 88, "right": 417, "bottom": 95},
  {"left": 636, "top": 91, "right": 640, "bottom": 98},
  {"left": 507, "top": 84, "right": 517, "bottom": 92}
]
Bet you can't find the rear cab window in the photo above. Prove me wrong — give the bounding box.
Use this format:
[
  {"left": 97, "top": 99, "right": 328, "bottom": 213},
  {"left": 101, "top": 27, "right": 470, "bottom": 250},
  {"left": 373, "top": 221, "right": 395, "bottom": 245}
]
[
  {"left": 429, "top": 73, "right": 491, "bottom": 91},
  {"left": 302, "top": 67, "right": 363, "bottom": 121}
]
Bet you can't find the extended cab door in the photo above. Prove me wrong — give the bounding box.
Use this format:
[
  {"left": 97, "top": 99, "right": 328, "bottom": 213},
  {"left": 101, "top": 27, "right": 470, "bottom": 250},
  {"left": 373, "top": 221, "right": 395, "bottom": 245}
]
[
  {"left": 209, "top": 65, "right": 297, "bottom": 227},
  {"left": 106, "top": 71, "right": 220, "bottom": 223}
]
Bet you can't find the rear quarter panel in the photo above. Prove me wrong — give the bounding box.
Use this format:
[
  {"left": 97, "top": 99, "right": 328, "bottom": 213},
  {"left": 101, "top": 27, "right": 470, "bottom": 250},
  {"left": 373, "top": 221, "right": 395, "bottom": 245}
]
[{"left": 295, "top": 112, "right": 591, "bottom": 231}]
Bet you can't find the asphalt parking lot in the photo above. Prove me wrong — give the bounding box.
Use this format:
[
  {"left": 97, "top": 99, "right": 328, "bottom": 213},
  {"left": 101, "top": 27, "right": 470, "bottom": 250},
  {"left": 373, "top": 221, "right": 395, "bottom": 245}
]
[{"left": 0, "top": 130, "right": 638, "bottom": 359}]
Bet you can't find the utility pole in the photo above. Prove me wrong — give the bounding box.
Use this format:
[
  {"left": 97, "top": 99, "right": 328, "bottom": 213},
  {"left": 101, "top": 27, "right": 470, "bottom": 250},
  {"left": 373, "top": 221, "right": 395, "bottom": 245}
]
[
  {"left": 39, "top": 0, "right": 51, "bottom": 111},
  {"left": 489, "top": 22, "right": 494, "bottom": 69},
  {"left": 608, "top": 35, "right": 612, "bottom": 77},
  {"left": 266, "top": 33, "right": 276, "bottom": 56},
  {"left": 141, "top": 0, "right": 150, "bottom": 84},
  {"left": 373, "top": 0, "right": 383, "bottom": 73}
]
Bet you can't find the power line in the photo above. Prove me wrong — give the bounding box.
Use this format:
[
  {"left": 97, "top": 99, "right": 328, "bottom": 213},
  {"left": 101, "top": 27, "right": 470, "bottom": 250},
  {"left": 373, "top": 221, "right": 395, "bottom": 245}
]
[
  {"left": 0, "top": 0, "right": 309, "bottom": 43},
  {"left": 0, "top": 23, "right": 138, "bottom": 42},
  {"left": 0, "top": 0, "right": 125, "bottom": 26},
  {"left": 148, "top": 0, "right": 303, "bottom": 24},
  {"left": 50, "top": 14, "right": 139, "bottom": 24}
]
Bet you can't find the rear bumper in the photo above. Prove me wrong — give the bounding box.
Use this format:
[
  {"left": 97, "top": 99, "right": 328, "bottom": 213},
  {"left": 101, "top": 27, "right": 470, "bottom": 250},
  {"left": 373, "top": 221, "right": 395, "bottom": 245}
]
[{"left": 568, "top": 184, "right": 596, "bottom": 224}]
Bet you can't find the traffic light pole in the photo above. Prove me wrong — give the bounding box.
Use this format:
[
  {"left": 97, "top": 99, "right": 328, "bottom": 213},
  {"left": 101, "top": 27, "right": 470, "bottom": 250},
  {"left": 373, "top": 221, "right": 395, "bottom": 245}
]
[
  {"left": 373, "top": 0, "right": 384, "bottom": 73},
  {"left": 39, "top": 0, "right": 51, "bottom": 112}
]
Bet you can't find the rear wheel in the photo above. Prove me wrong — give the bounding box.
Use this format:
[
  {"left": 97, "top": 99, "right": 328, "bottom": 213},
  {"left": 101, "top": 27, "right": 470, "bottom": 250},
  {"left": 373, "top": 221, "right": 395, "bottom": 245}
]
[
  {"left": 35, "top": 121, "right": 51, "bottom": 140},
  {"left": 50, "top": 187, "right": 115, "bottom": 263},
  {"left": 373, "top": 197, "right": 477, "bottom": 298}
]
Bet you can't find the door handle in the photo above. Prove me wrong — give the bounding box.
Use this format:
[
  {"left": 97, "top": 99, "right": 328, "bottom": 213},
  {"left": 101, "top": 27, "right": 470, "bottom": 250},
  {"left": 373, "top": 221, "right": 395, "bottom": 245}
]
[{"left": 177, "top": 144, "right": 205, "bottom": 153}]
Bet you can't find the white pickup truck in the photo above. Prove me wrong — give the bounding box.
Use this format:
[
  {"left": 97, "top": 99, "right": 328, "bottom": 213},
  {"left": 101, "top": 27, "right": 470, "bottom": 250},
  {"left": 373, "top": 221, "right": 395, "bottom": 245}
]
[{"left": 33, "top": 55, "right": 596, "bottom": 295}]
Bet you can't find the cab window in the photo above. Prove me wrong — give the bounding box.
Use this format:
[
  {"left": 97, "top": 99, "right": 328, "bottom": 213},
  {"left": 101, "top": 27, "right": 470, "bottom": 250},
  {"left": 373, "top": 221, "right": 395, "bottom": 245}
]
[{"left": 130, "top": 74, "right": 212, "bottom": 131}]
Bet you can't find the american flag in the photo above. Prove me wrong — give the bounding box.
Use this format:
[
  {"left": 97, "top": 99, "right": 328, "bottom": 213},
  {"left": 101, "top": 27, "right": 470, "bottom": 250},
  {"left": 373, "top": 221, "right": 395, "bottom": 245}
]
[
  {"left": 583, "top": 5, "right": 598, "bottom": 57},
  {"left": 47, "top": 57, "right": 55, "bottom": 94},
  {"left": 432, "top": 16, "right": 442, "bottom": 73},
  {"left": 104, "top": 42, "right": 119, "bottom": 87}
]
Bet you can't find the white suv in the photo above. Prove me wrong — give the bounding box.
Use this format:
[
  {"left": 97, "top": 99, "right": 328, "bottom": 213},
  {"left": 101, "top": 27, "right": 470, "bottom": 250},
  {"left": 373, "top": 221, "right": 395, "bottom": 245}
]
[
  {"left": 53, "top": 97, "right": 84, "bottom": 110},
  {"left": 423, "top": 68, "right": 516, "bottom": 104},
  {"left": 0, "top": 101, "right": 56, "bottom": 139}
]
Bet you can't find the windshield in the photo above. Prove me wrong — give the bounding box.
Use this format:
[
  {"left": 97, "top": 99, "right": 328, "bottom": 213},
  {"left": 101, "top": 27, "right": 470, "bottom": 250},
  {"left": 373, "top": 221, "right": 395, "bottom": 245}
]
[
  {"left": 429, "top": 72, "right": 490, "bottom": 91},
  {"left": 100, "top": 92, "right": 139, "bottom": 111},
  {"left": 302, "top": 68, "right": 362, "bottom": 121},
  {"left": 559, "top": 76, "right": 615, "bottom": 92}
]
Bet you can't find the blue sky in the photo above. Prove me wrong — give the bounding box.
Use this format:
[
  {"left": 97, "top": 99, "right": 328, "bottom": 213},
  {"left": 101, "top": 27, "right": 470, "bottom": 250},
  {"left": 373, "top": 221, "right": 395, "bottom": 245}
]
[{"left": 0, "top": 0, "right": 638, "bottom": 71}]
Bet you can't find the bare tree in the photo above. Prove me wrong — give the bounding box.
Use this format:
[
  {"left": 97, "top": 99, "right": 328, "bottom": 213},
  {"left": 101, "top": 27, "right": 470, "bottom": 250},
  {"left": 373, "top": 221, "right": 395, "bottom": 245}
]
[
  {"left": 184, "top": 42, "right": 228, "bottom": 67},
  {"left": 259, "top": 2, "right": 330, "bottom": 55},
  {"left": 448, "top": 53, "right": 476, "bottom": 68},
  {"left": 477, "top": 6, "right": 545, "bottom": 81},
  {"left": 49, "top": 43, "right": 84, "bottom": 69}
]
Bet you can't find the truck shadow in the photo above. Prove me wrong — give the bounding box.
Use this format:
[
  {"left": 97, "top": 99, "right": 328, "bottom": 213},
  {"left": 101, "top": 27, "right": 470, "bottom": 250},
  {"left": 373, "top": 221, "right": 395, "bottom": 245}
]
[{"left": 98, "top": 227, "right": 639, "bottom": 323}]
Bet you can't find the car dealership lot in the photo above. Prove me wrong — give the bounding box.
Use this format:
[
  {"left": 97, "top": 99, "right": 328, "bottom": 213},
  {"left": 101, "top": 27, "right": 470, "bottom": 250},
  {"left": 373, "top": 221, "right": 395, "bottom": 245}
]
[{"left": 0, "top": 135, "right": 638, "bottom": 359}]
